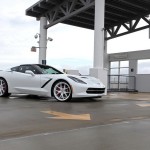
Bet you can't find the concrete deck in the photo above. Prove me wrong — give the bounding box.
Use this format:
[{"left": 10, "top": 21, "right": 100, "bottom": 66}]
[
  {"left": 0, "top": 92, "right": 150, "bottom": 150},
  {"left": 106, "top": 92, "right": 150, "bottom": 101}
]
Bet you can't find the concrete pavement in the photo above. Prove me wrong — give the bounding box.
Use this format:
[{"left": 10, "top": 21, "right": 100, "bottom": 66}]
[{"left": 0, "top": 93, "right": 150, "bottom": 149}]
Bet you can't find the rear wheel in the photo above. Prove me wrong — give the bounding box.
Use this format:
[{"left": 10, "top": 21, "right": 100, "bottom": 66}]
[
  {"left": 0, "top": 78, "right": 10, "bottom": 97},
  {"left": 53, "top": 81, "right": 72, "bottom": 102}
]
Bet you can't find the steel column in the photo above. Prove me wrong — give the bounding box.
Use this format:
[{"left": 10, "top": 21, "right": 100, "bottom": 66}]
[
  {"left": 90, "top": 0, "right": 107, "bottom": 93},
  {"left": 93, "top": 0, "right": 105, "bottom": 68},
  {"left": 39, "top": 17, "right": 47, "bottom": 65}
]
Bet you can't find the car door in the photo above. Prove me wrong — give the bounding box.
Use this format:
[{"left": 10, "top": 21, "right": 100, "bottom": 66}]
[{"left": 10, "top": 65, "right": 41, "bottom": 95}]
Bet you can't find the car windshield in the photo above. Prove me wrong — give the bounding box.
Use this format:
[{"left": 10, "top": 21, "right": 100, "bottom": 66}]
[{"left": 35, "top": 64, "right": 63, "bottom": 74}]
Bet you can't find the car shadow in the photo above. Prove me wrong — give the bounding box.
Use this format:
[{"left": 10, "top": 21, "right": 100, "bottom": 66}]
[
  {"left": 9, "top": 94, "right": 103, "bottom": 103},
  {"left": 67, "top": 97, "right": 103, "bottom": 103},
  {"left": 9, "top": 94, "right": 50, "bottom": 102}
]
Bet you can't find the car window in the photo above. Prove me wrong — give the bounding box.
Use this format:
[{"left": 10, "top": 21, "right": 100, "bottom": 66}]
[
  {"left": 36, "top": 64, "right": 63, "bottom": 74},
  {"left": 11, "top": 66, "right": 19, "bottom": 71},
  {"left": 18, "top": 66, "right": 26, "bottom": 73},
  {"left": 18, "top": 65, "right": 39, "bottom": 74},
  {"left": 44, "top": 68, "right": 60, "bottom": 74}
]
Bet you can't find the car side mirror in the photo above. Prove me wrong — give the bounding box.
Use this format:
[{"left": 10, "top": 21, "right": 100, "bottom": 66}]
[{"left": 25, "top": 70, "right": 35, "bottom": 76}]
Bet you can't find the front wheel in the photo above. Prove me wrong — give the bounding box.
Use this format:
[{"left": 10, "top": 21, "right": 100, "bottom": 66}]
[
  {"left": 53, "top": 81, "right": 72, "bottom": 102},
  {"left": 0, "top": 78, "right": 10, "bottom": 97}
]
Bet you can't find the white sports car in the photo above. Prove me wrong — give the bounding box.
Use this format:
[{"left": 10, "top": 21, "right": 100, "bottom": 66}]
[{"left": 0, "top": 64, "right": 105, "bottom": 102}]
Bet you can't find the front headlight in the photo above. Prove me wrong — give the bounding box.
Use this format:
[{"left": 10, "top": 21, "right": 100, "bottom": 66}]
[{"left": 68, "top": 76, "right": 87, "bottom": 84}]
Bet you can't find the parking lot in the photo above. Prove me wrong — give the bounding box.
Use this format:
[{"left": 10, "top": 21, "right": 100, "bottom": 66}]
[{"left": 1, "top": 93, "right": 150, "bottom": 150}]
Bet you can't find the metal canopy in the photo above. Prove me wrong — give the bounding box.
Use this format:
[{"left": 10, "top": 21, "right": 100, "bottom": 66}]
[{"left": 26, "top": 0, "right": 150, "bottom": 40}]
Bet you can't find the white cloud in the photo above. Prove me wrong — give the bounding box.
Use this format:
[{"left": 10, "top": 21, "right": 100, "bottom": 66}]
[
  {"left": 107, "top": 28, "right": 150, "bottom": 54},
  {"left": 47, "top": 24, "right": 94, "bottom": 59},
  {"left": 0, "top": 1, "right": 40, "bottom": 67}
]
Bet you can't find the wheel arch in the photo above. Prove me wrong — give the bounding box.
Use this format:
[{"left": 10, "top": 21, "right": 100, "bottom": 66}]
[
  {"left": 0, "top": 77, "right": 8, "bottom": 86},
  {"left": 51, "top": 79, "right": 71, "bottom": 97}
]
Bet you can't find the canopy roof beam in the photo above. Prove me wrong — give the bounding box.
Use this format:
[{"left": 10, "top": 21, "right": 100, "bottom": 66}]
[
  {"left": 26, "top": 0, "right": 150, "bottom": 40},
  {"left": 106, "top": 16, "right": 150, "bottom": 40},
  {"left": 45, "top": 0, "right": 95, "bottom": 29}
]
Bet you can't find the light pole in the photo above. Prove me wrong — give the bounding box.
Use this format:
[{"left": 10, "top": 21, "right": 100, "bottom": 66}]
[{"left": 31, "top": 33, "right": 53, "bottom": 65}]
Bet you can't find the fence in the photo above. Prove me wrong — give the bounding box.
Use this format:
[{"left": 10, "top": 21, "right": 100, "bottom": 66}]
[{"left": 108, "top": 75, "right": 137, "bottom": 92}]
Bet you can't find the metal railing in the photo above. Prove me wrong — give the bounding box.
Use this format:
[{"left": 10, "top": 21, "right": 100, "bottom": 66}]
[{"left": 108, "top": 75, "right": 137, "bottom": 92}]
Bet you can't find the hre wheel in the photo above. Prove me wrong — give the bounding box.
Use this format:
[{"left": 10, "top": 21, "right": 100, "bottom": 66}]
[
  {"left": 0, "top": 78, "right": 10, "bottom": 97},
  {"left": 53, "top": 81, "right": 72, "bottom": 102}
]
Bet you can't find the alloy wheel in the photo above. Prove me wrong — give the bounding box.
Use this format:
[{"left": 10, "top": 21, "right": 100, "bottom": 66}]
[
  {"left": 53, "top": 81, "right": 72, "bottom": 102},
  {"left": 0, "top": 79, "right": 7, "bottom": 96}
]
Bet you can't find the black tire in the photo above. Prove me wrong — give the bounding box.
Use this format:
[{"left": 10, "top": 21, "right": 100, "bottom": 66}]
[
  {"left": 0, "top": 78, "right": 10, "bottom": 97},
  {"left": 53, "top": 80, "right": 72, "bottom": 102}
]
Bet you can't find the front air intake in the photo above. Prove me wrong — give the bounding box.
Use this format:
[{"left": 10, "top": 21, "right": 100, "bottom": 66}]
[{"left": 86, "top": 88, "right": 105, "bottom": 94}]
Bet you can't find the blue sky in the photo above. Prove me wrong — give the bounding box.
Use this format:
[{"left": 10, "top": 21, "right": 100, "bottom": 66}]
[{"left": 0, "top": 0, "right": 150, "bottom": 74}]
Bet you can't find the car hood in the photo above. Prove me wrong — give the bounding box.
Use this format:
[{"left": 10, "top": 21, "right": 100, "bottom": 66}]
[
  {"left": 40, "top": 74, "right": 105, "bottom": 87},
  {"left": 68, "top": 75, "right": 105, "bottom": 87}
]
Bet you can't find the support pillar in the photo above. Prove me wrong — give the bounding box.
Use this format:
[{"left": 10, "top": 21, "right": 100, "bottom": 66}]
[
  {"left": 90, "top": 0, "right": 108, "bottom": 93},
  {"left": 129, "top": 60, "right": 137, "bottom": 91},
  {"left": 39, "top": 17, "right": 47, "bottom": 65}
]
